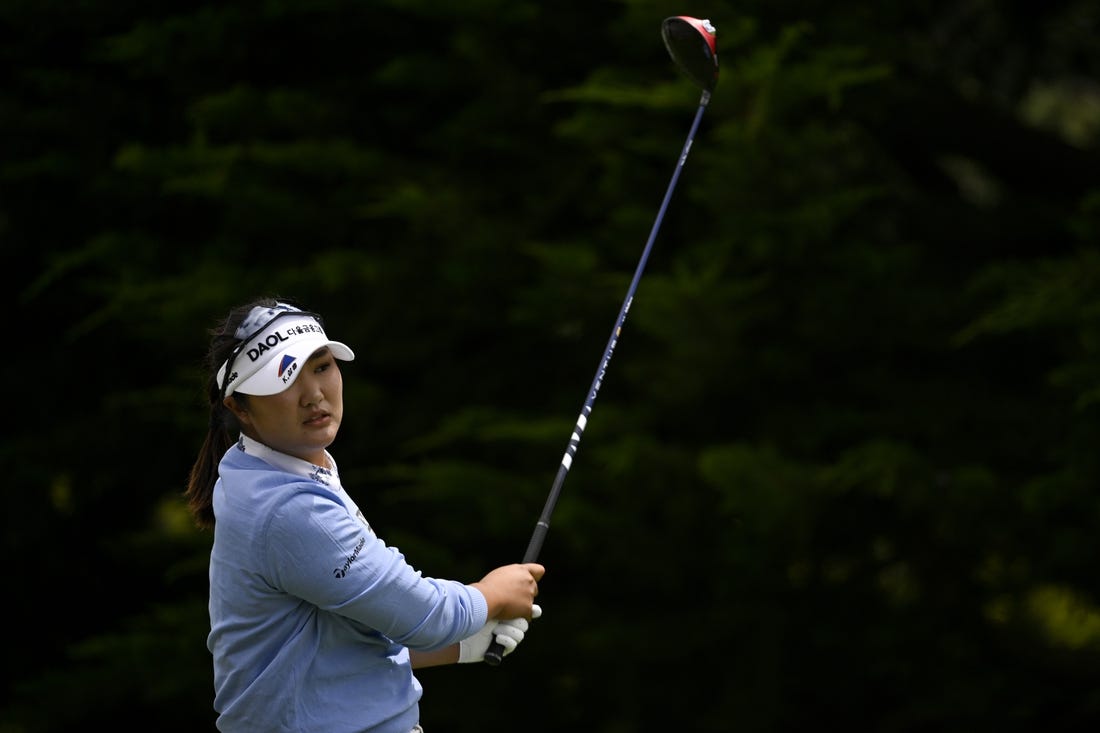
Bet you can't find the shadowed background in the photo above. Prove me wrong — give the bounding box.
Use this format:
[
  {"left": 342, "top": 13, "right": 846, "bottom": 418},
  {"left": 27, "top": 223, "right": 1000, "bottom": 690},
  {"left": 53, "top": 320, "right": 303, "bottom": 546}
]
[{"left": 3, "top": 0, "right": 1100, "bottom": 731}]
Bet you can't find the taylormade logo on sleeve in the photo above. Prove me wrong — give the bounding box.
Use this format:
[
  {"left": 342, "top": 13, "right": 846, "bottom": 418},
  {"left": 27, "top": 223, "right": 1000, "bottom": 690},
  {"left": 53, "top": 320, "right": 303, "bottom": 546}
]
[{"left": 333, "top": 536, "right": 366, "bottom": 578}]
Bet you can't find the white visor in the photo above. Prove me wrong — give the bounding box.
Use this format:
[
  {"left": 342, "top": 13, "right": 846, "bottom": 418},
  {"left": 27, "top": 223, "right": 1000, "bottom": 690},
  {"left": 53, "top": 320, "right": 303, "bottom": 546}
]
[{"left": 217, "top": 310, "right": 354, "bottom": 397}]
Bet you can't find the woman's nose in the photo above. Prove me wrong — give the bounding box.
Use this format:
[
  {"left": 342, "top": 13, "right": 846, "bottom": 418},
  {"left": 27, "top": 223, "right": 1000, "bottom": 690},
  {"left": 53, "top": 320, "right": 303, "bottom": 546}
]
[{"left": 298, "top": 376, "right": 323, "bottom": 406}]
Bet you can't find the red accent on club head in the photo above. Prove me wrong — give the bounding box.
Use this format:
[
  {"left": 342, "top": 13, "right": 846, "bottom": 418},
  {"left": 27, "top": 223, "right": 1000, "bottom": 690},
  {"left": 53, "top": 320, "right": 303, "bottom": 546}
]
[
  {"left": 671, "top": 16, "right": 717, "bottom": 57},
  {"left": 662, "top": 16, "right": 719, "bottom": 92}
]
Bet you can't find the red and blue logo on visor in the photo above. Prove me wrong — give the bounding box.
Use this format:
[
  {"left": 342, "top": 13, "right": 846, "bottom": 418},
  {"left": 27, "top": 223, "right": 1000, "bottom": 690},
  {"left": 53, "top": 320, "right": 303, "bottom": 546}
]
[{"left": 278, "top": 354, "right": 297, "bottom": 378}]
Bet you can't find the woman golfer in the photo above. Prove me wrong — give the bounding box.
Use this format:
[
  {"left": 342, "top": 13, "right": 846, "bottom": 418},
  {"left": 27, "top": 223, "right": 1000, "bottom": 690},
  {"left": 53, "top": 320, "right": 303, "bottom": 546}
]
[{"left": 185, "top": 298, "right": 544, "bottom": 733}]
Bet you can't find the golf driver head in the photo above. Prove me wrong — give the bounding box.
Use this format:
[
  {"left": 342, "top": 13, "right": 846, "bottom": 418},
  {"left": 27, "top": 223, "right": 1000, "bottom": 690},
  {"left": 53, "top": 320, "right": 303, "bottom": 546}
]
[{"left": 661, "top": 16, "right": 718, "bottom": 93}]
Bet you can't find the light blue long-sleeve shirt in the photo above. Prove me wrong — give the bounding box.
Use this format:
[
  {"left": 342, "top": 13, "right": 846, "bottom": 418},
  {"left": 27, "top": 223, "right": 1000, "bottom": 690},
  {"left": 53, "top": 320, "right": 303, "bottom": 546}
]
[{"left": 207, "top": 436, "right": 488, "bottom": 733}]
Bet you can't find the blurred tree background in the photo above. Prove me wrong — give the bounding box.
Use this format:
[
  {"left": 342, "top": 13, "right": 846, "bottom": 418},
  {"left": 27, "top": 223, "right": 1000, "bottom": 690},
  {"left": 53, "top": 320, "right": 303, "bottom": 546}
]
[{"left": 3, "top": 0, "right": 1100, "bottom": 730}]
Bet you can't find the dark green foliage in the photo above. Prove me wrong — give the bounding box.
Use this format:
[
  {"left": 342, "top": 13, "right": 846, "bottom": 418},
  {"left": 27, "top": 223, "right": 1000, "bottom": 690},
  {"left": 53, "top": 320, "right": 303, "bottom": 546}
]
[{"left": 4, "top": 0, "right": 1100, "bottom": 730}]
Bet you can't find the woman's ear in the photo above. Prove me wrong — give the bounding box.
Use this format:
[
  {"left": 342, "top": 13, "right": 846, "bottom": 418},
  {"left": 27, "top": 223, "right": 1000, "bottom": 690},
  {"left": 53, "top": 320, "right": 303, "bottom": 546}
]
[{"left": 223, "top": 396, "right": 250, "bottom": 425}]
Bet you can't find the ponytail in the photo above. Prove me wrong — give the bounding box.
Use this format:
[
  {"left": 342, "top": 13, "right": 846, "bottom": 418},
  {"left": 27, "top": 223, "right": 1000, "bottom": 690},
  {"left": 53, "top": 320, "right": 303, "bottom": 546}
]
[
  {"left": 184, "top": 297, "right": 278, "bottom": 528},
  {"left": 184, "top": 385, "right": 239, "bottom": 529}
]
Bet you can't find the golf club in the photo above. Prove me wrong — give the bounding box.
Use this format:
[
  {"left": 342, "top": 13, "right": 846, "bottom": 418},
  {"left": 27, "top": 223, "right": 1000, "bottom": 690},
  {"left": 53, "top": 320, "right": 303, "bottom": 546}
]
[{"left": 484, "top": 16, "right": 718, "bottom": 666}]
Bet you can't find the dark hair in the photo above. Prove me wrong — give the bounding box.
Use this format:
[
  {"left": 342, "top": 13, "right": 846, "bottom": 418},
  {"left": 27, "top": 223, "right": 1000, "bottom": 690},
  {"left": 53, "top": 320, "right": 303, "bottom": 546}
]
[{"left": 185, "top": 296, "right": 285, "bottom": 528}]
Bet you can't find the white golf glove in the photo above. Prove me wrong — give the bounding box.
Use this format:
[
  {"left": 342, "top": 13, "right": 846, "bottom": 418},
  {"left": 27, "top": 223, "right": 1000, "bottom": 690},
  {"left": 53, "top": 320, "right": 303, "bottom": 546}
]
[{"left": 458, "top": 604, "right": 542, "bottom": 664}]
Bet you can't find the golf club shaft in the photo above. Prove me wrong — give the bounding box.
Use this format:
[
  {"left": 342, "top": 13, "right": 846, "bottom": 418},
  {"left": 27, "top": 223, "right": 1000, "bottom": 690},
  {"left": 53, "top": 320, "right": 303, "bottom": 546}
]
[{"left": 484, "top": 90, "right": 711, "bottom": 666}]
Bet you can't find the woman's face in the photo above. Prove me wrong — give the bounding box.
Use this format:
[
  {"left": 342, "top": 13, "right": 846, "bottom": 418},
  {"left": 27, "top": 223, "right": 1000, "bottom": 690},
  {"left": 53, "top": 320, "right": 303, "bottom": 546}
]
[{"left": 227, "top": 347, "right": 344, "bottom": 466}]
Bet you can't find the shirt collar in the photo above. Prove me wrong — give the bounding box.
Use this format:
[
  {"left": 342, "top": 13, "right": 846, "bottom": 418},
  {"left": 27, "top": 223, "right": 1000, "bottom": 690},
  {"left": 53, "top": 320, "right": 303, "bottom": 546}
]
[{"left": 237, "top": 434, "right": 341, "bottom": 488}]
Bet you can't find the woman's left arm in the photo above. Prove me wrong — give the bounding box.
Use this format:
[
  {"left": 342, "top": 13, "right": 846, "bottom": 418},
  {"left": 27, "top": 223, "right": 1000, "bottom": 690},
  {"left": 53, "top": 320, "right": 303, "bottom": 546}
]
[{"left": 409, "top": 645, "right": 459, "bottom": 668}]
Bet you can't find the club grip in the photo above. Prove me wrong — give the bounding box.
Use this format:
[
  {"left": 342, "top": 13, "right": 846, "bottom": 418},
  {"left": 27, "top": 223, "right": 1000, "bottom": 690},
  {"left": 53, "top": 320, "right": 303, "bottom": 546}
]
[
  {"left": 484, "top": 522, "right": 549, "bottom": 667},
  {"left": 483, "top": 637, "right": 506, "bottom": 666}
]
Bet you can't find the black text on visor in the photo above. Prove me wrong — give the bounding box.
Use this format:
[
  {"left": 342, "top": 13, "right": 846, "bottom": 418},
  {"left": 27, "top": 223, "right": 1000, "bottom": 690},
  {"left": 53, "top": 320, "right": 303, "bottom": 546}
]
[{"left": 218, "top": 309, "right": 325, "bottom": 401}]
